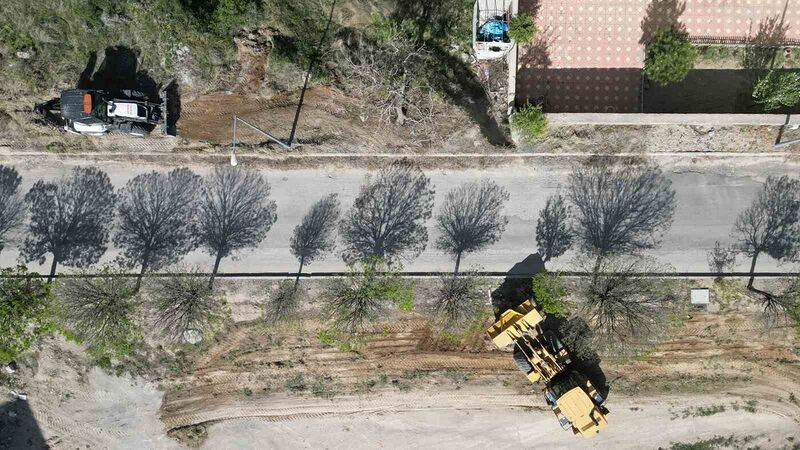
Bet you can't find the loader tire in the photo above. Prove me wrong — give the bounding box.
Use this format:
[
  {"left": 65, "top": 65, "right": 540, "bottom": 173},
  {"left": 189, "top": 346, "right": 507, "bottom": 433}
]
[{"left": 512, "top": 346, "right": 533, "bottom": 375}]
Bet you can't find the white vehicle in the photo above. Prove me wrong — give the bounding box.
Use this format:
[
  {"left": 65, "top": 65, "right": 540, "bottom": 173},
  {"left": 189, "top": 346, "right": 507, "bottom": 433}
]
[
  {"left": 35, "top": 88, "right": 167, "bottom": 137},
  {"left": 473, "top": 0, "right": 516, "bottom": 60}
]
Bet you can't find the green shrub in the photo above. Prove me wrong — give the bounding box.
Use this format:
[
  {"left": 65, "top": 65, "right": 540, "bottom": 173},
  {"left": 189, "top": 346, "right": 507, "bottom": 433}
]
[
  {"left": 752, "top": 70, "right": 800, "bottom": 110},
  {"left": 644, "top": 27, "right": 697, "bottom": 85},
  {"left": 0, "top": 267, "right": 55, "bottom": 365},
  {"left": 511, "top": 103, "right": 547, "bottom": 141},
  {"left": 508, "top": 15, "right": 537, "bottom": 45},
  {"left": 209, "top": 0, "right": 258, "bottom": 36},
  {"left": 324, "top": 257, "right": 415, "bottom": 333},
  {"left": 286, "top": 373, "right": 306, "bottom": 391},
  {"left": 57, "top": 267, "right": 142, "bottom": 363},
  {"left": 531, "top": 272, "right": 570, "bottom": 318},
  {"left": 432, "top": 274, "right": 486, "bottom": 331}
]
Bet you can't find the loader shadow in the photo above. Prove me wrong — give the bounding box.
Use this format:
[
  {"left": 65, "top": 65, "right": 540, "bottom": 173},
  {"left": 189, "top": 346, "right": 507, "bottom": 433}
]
[
  {"left": 490, "top": 253, "right": 610, "bottom": 401},
  {"left": 490, "top": 253, "right": 544, "bottom": 317},
  {"left": 0, "top": 399, "right": 47, "bottom": 449}
]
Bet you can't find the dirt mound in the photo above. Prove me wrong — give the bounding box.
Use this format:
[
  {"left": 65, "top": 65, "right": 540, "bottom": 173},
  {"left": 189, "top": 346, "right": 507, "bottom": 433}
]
[{"left": 234, "top": 26, "right": 276, "bottom": 93}]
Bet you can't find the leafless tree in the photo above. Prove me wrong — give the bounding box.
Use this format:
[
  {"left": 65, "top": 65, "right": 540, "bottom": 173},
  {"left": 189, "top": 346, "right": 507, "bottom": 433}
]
[
  {"left": 706, "top": 241, "right": 737, "bottom": 275},
  {"left": 568, "top": 163, "right": 676, "bottom": 265},
  {"left": 432, "top": 273, "right": 486, "bottom": 331},
  {"left": 265, "top": 279, "right": 305, "bottom": 322},
  {"left": 340, "top": 159, "right": 434, "bottom": 264},
  {"left": 324, "top": 257, "right": 414, "bottom": 333},
  {"left": 290, "top": 194, "right": 340, "bottom": 286},
  {"left": 435, "top": 180, "right": 509, "bottom": 274},
  {"left": 760, "top": 277, "right": 800, "bottom": 326},
  {"left": 576, "top": 255, "right": 677, "bottom": 347},
  {"left": 338, "top": 28, "right": 438, "bottom": 142},
  {"left": 57, "top": 266, "right": 140, "bottom": 357},
  {"left": 0, "top": 165, "right": 26, "bottom": 256},
  {"left": 22, "top": 167, "right": 116, "bottom": 282},
  {"left": 114, "top": 168, "right": 203, "bottom": 290},
  {"left": 198, "top": 166, "right": 277, "bottom": 288},
  {"left": 733, "top": 175, "right": 800, "bottom": 290},
  {"left": 147, "top": 266, "right": 228, "bottom": 341},
  {"left": 536, "top": 193, "right": 573, "bottom": 262}
]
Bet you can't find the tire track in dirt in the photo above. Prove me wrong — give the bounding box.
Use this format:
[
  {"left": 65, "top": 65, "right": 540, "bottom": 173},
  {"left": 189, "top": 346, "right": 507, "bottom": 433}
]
[{"left": 162, "top": 392, "right": 540, "bottom": 430}]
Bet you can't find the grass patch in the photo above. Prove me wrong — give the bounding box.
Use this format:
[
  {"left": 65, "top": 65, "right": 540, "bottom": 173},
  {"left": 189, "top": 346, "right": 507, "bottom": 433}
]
[
  {"left": 669, "top": 434, "right": 754, "bottom": 450},
  {"left": 318, "top": 329, "right": 336, "bottom": 346},
  {"left": 285, "top": 373, "right": 307, "bottom": 392},
  {"left": 676, "top": 404, "right": 726, "bottom": 419},
  {"left": 511, "top": 103, "right": 547, "bottom": 142},
  {"left": 357, "top": 371, "right": 389, "bottom": 392},
  {"left": 310, "top": 377, "right": 335, "bottom": 398}
]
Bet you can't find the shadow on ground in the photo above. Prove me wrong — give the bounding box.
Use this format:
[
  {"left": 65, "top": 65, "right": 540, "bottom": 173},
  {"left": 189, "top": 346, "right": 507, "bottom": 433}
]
[
  {"left": 0, "top": 399, "right": 47, "bottom": 449},
  {"left": 490, "top": 253, "right": 610, "bottom": 400},
  {"left": 76, "top": 45, "right": 181, "bottom": 135},
  {"left": 644, "top": 68, "right": 800, "bottom": 113},
  {"left": 78, "top": 46, "right": 160, "bottom": 101}
]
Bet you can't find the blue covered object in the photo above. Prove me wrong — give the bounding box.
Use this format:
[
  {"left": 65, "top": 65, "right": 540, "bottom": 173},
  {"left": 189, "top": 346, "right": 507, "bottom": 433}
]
[{"left": 479, "top": 19, "right": 508, "bottom": 42}]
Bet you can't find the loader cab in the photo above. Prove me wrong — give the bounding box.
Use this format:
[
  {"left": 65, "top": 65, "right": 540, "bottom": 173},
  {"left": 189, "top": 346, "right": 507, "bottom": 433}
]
[{"left": 545, "top": 371, "right": 608, "bottom": 437}]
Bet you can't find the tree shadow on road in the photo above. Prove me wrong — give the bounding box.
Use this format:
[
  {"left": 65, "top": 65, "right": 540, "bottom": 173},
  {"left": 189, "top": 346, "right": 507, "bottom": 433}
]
[{"left": 640, "top": 0, "right": 687, "bottom": 44}]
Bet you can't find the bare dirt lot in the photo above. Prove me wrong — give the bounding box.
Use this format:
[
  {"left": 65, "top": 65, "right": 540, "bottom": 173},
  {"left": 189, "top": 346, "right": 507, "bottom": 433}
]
[{"left": 2, "top": 276, "right": 799, "bottom": 449}]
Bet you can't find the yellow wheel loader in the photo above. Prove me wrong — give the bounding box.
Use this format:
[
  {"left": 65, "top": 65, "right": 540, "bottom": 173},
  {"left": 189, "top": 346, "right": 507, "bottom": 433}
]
[{"left": 487, "top": 300, "right": 609, "bottom": 437}]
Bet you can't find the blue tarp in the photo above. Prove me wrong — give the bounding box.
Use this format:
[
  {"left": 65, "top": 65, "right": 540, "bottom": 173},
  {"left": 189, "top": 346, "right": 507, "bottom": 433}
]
[{"left": 479, "top": 19, "right": 508, "bottom": 42}]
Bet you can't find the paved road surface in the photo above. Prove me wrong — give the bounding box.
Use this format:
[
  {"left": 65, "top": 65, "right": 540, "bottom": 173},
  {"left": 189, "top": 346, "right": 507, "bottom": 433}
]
[{"left": 1, "top": 153, "right": 797, "bottom": 275}]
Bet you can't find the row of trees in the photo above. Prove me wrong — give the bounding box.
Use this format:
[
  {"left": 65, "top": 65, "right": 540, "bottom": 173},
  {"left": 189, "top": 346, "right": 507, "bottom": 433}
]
[
  {"left": 2, "top": 159, "right": 799, "bottom": 359},
  {"left": 0, "top": 265, "right": 228, "bottom": 367},
  {"left": 532, "top": 166, "right": 800, "bottom": 344}
]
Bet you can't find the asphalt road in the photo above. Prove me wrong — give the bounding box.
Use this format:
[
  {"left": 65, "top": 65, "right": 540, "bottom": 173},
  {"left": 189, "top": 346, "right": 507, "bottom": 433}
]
[{"left": 0, "top": 153, "right": 797, "bottom": 275}]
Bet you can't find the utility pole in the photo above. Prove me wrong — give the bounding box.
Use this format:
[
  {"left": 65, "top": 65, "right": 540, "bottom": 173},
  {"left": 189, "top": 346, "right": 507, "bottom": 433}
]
[{"left": 287, "top": 0, "right": 337, "bottom": 146}]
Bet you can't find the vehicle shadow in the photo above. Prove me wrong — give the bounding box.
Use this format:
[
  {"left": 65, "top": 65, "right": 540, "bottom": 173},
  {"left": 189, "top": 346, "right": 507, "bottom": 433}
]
[
  {"left": 490, "top": 253, "right": 544, "bottom": 317},
  {"left": 163, "top": 79, "right": 182, "bottom": 136},
  {"left": 75, "top": 45, "right": 181, "bottom": 135},
  {"left": 0, "top": 399, "right": 47, "bottom": 449},
  {"left": 77, "top": 46, "right": 160, "bottom": 101}
]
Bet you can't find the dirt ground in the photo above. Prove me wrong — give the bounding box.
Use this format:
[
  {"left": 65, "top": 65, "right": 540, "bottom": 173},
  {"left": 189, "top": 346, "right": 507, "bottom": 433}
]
[
  {"left": 2, "top": 276, "right": 799, "bottom": 449},
  {"left": 2, "top": 80, "right": 795, "bottom": 158}
]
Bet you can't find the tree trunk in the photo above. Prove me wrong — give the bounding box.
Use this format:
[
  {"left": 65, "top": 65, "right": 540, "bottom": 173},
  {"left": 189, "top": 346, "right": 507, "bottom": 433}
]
[
  {"left": 47, "top": 256, "right": 59, "bottom": 283},
  {"left": 208, "top": 252, "right": 223, "bottom": 289},
  {"left": 590, "top": 253, "right": 603, "bottom": 286},
  {"left": 294, "top": 258, "right": 305, "bottom": 291},
  {"left": 454, "top": 251, "right": 462, "bottom": 275},
  {"left": 747, "top": 251, "right": 760, "bottom": 290},
  {"left": 135, "top": 253, "right": 150, "bottom": 292}
]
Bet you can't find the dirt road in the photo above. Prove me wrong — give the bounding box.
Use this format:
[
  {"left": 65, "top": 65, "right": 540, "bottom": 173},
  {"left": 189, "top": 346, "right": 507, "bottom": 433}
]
[{"left": 199, "top": 393, "right": 799, "bottom": 450}]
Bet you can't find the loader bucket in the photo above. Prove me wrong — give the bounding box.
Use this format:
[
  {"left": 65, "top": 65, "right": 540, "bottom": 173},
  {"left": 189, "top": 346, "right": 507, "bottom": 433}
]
[{"left": 486, "top": 299, "right": 544, "bottom": 348}]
